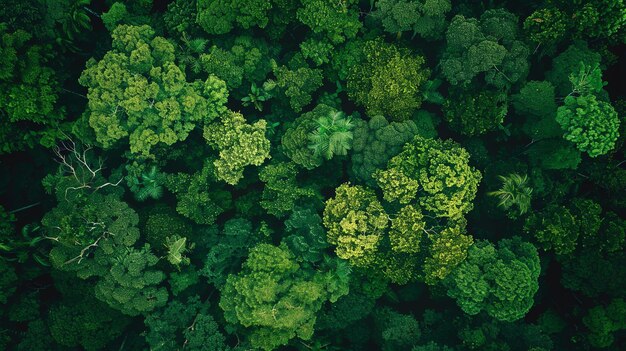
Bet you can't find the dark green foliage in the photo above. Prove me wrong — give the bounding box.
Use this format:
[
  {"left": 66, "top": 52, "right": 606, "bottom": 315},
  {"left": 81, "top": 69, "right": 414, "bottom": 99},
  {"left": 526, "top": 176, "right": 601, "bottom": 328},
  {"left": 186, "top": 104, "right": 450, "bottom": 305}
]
[
  {"left": 445, "top": 237, "right": 540, "bottom": 322},
  {"left": 347, "top": 39, "right": 430, "bottom": 121},
  {"left": 440, "top": 9, "right": 529, "bottom": 89},
  {"left": 443, "top": 88, "right": 507, "bottom": 136},
  {"left": 1, "top": 2, "right": 626, "bottom": 350}
]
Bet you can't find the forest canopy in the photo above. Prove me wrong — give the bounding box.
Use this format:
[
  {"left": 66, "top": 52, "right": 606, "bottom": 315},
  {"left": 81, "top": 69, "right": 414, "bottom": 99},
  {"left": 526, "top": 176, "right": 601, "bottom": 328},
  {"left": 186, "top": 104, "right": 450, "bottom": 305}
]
[{"left": 0, "top": 0, "right": 625, "bottom": 350}]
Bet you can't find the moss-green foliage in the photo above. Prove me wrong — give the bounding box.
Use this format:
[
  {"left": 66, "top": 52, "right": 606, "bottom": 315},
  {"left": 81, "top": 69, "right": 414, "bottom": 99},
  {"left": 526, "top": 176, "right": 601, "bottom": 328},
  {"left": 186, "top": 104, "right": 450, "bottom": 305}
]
[
  {"left": 373, "top": 0, "right": 451, "bottom": 39},
  {"left": 445, "top": 237, "right": 540, "bottom": 322},
  {"left": 583, "top": 298, "right": 626, "bottom": 348},
  {"left": 203, "top": 110, "right": 271, "bottom": 185},
  {"left": 296, "top": 0, "right": 362, "bottom": 44},
  {"left": 347, "top": 39, "right": 430, "bottom": 121},
  {"left": 272, "top": 61, "right": 323, "bottom": 112},
  {"left": 219, "top": 243, "right": 349, "bottom": 350},
  {"left": 48, "top": 295, "right": 129, "bottom": 350},
  {"left": 144, "top": 296, "right": 229, "bottom": 351},
  {"left": 259, "top": 161, "right": 318, "bottom": 217},
  {"left": 79, "top": 25, "right": 229, "bottom": 158},
  {"left": 0, "top": 24, "right": 65, "bottom": 153},
  {"left": 196, "top": 0, "right": 272, "bottom": 35},
  {"left": 441, "top": 9, "right": 529, "bottom": 89}
]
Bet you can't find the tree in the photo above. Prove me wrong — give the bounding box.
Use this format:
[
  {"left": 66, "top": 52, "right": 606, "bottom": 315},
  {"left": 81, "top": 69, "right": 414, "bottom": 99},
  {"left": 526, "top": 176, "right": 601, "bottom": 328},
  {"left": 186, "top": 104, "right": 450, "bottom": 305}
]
[
  {"left": 323, "top": 183, "right": 389, "bottom": 268},
  {"left": 350, "top": 115, "right": 428, "bottom": 186},
  {"left": 144, "top": 295, "right": 229, "bottom": 351},
  {"left": 196, "top": 0, "right": 272, "bottom": 35},
  {"left": 219, "top": 243, "right": 349, "bottom": 350},
  {"left": 488, "top": 174, "right": 533, "bottom": 218},
  {"left": 347, "top": 39, "right": 430, "bottom": 121},
  {"left": 296, "top": 0, "right": 362, "bottom": 44},
  {"left": 163, "top": 161, "right": 233, "bottom": 225},
  {"left": 374, "top": 135, "right": 482, "bottom": 220},
  {"left": 443, "top": 88, "right": 508, "bottom": 136},
  {"left": 440, "top": 10, "right": 529, "bottom": 89},
  {"left": 272, "top": 61, "right": 323, "bottom": 112},
  {"left": 373, "top": 0, "right": 451, "bottom": 39},
  {"left": 203, "top": 110, "right": 271, "bottom": 185},
  {"left": 555, "top": 94, "right": 620, "bottom": 157},
  {"left": 583, "top": 299, "right": 626, "bottom": 348},
  {"left": 445, "top": 237, "right": 540, "bottom": 322},
  {"left": 79, "top": 25, "right": 229, "bottom": 158},
  {"left": 282, "top": 104, "right": 346, "bottom": 169},
  {"left": 525, "top": 198, "right": 602, "bottom": 256},
  {"left": 0, "top": 24, "right": 66, "bottom": 153},
  {"left": 308, "top": 110, "right": 354, "bottom": 160},
  {"left": 259, "top": 161, "right": 319, "bottom": 217}
]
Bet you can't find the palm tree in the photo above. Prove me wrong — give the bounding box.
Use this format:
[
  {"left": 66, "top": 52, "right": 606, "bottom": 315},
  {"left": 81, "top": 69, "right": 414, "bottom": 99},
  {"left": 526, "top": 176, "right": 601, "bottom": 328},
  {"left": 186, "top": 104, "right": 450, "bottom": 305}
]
[
  {"left": 488, "top": 173, "right": 533, "bottom": 216},
  {"left": 308, "top": 110, "right": 354, "bottom": 160}
]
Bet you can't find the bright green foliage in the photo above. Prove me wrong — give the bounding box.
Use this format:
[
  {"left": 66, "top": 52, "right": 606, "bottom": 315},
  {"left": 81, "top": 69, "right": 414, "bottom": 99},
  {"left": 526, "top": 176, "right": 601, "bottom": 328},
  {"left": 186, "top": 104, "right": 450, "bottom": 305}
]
[
  {"left": 524, "top": 199, "right": 602, "bottom": 256},
  {"left": 374, "top": 0, "right": 451, "bottom": 39},
  {"left": 203, "top": 110, "right": 271, "bottom": 185},
  {"left": 347, "top": 39, "right": 430, "bottom": 121},
  {"left": 308, "top": 110, "right": 354, "bottom": 160},
  {"left": 488, "top": 174, "right": 533, "bottom": 218},
  {"left": 583, "top": 299, "right": 626, "bottom": 348},
  {"left": 202, "top": 218, "right": 265, "bottom": 288},
  {"left": 375, "top": 135, "right": 482, "bottom": 220},
  {"left": 272, "top": 62, "right": 323, "bottom": 112},
  {"left": 145, "top": 296, "right": 229, "bottom": 351},
  {"left": 445, "top": 237, "right": 540, "bottom": 322},
  {"left": 443, "top": 88, "right": 507, "bottom": 136},
  {"left": 164, "top": 161, "right": 233, "bottom": 225},
  {"left": 101, "top": 2, "right": 130, "bottom": 31},
  {"left": 259, "top": 161, "right": 318, "bottom": 217},
  {"left": 441, "top": 10, "right": 529, "bottom": 88},
  {"left": 350, "top": 115, "right": 423, "bottom": 186},
  {"left": 389, "top": 205, "right": 426, "bottom": 254},
  {"left": 282, "top": 104, "right": 341, "bottom": 169},
  {"left": 323, "top": 183, "right": 389, "bottom": 267},
  {"left": 556, "top": 94, "right": 620, "bottom": 157},
  {"left": 0, "top": 24, "right": 65, "bottom": 153},
  {"left": 165, "top": 235, "right": 192, "bottom": 267},
  {"left": 546, "top": 41, "right": 602, "bottom": 96},
  {"left": 196, "top": 0, "right": 272, "bottom": 35},
  {"left": 523, "top": 8, "right": 568, "bottom": 45},
  {"left": 200, "top": 35, "right": 274, "bottom": 90},
  {"left": 219, "top": 243, "right": 349, "bottom": 350},
  {"left": 79, "top": 25, "right": 228, "bottom": 158},
  {"left": 568, "top": 62, "right": 606, "bottom": 96},
  {"left": 48, "top": 297, "right": 129, "bottom": 351},
  {"left": 241, "top": 82, "right": 273, "bottom": 111},
  {"left": 94, "top": 244, "right": 168, "bottom": 316},
  {"left": 296, "top": 0, "right": 362, "bottom": 44},
  {"left": 526, "top": 139, "right": 581, "bottom": 170},
  {"left": 423, "top": 225, "right": 474, "bottom": 284}
]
